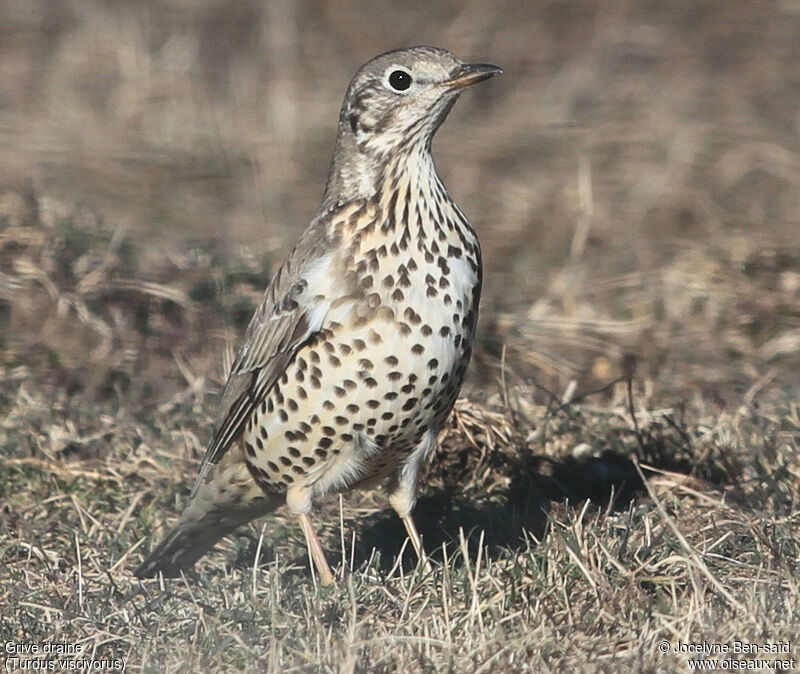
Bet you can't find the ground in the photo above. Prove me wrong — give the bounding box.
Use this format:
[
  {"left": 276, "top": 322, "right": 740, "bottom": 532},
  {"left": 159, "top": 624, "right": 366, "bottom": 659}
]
[{"left": 1, "top": 1, "right": 799, "bottom": 672}]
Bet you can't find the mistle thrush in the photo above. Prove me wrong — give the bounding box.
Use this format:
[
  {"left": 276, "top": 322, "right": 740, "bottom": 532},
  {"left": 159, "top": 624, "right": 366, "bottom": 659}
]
[{"left": 135, "top": 47, "right": 501, "bottom": 584}]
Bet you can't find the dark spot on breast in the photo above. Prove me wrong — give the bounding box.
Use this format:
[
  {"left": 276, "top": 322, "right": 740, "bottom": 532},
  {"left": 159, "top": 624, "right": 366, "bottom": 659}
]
[{"left": 411, "top": 344, "right": 424, "bottom": 355}]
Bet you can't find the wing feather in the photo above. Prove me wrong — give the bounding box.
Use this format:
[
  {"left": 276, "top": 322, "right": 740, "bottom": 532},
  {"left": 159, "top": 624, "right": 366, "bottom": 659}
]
[{"left": 190, "top": 222, "right": 337, "bottom": 495}]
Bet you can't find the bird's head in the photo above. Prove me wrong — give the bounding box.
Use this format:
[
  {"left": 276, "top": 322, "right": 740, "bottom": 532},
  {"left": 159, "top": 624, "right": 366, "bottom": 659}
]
[{"left": 338, "top": 46, "right": 501, "bottom": 158}]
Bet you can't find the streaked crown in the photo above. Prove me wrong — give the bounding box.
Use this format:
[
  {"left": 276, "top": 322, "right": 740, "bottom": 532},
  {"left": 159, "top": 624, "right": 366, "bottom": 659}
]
[{"left": 340, "top": 46, "right": 501, "bottom": 155}]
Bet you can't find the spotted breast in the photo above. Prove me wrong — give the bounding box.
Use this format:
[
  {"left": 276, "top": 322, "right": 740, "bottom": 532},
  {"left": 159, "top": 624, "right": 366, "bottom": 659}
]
[{"left": 242, "top": 145, "right": 481, "bottom": 511}]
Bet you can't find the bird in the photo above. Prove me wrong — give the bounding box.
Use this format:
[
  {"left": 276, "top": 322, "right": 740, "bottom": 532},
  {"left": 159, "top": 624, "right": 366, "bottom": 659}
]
[{"left": 134, "top": 46, "right": 501, "bottom": 584}]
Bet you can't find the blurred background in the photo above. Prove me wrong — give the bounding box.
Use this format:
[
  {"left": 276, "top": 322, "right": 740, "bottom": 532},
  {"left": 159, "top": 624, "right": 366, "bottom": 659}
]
[{"left": 2, "top": 0, "right": 799, "bottom": 411}]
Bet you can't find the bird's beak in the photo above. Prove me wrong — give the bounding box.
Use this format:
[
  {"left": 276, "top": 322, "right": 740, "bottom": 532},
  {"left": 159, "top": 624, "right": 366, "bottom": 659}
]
[{"left": 443, "top": 63, "right": 503, "bottom": 90}]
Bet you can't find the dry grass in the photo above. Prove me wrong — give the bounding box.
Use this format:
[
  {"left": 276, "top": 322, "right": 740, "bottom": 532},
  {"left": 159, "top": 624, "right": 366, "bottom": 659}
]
[
  {"left": 2, "top": 1, "right": 800, "bottom": 672},
  {"left": 2, "top": 200, "right": 798, "bottom": 672}
]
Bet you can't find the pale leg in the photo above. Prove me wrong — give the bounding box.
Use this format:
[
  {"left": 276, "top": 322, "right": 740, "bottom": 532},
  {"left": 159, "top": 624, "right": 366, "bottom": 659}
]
[
  {"left": 402, "top": 515, "right": 424, "bottom": 559},
  {"left": 299, "top": 512, "right": 335, "bottom": 585},
  {"left": 389, "top": 431, "right": 437, "bottom": 572}
]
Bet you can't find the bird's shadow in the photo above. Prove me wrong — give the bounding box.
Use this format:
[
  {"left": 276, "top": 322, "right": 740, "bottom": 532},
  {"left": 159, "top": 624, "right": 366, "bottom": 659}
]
[
  {"left": 347, "top": 448, "right": 649, "bottom": 573},
  {"left": 235, "top": 415, "right": 710, "bottom": 577}
]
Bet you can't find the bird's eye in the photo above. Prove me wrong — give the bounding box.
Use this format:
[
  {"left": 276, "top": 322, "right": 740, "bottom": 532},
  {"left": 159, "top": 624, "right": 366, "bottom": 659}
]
[{"left": 388, "top": 69, "right": 412, "bottom": 91}]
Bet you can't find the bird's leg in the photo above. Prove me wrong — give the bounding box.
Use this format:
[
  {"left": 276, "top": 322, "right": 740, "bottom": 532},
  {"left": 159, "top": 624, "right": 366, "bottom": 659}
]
[
  {"left": 298, "top": 512, "right": 335, "bottom": 585},
  {"left": 402, "top": 515, "right": 424, "bottom": 560},
  {"left": 389, "top": 431, "right": 437, "bottom": 573}
]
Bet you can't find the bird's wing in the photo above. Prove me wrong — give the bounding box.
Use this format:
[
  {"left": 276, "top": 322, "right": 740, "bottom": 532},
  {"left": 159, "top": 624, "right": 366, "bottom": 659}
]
[{"left": 190, "top": 221, "right": 338, "bottom": 496}]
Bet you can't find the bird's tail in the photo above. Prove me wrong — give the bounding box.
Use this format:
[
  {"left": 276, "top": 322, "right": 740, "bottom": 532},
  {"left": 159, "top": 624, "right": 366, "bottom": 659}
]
[{"left": 134, "top": 456, "right": 282, "bottom": 578}]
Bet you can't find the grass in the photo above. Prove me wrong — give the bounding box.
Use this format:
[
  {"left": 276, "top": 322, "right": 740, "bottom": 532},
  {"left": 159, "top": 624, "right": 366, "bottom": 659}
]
[
  {"left": 2, "top": 207, "right": 798, "bottom": 672},
  {"left": 2, "top": 1, "right": 800, "bottom": 671}
]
